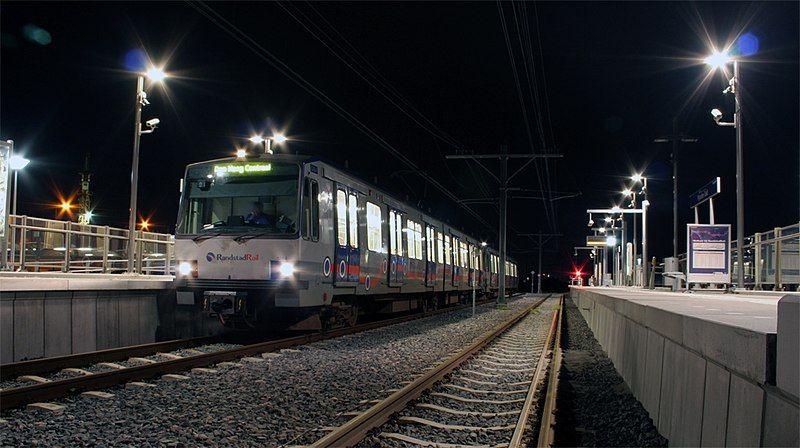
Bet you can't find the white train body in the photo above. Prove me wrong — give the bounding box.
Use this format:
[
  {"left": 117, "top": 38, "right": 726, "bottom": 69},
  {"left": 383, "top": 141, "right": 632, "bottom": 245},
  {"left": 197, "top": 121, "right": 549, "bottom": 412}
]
[{"left": 173, "top": 154, "right": 518, "bottom": 329}]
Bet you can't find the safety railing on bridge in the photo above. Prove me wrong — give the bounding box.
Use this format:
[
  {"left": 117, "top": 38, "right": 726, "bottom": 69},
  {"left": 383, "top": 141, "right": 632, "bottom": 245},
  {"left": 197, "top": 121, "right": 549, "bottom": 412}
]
[
  {"left": 4, "top": 215, "right": 175, "bottom": 275},
  {"left": 658, "top": 222, "right": 799, "bottom": 290}
]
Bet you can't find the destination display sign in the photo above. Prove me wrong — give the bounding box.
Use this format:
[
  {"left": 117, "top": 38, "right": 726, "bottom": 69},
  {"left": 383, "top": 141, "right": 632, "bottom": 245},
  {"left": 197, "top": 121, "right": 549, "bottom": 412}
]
[
  {"left": 586, "top": 235, "right": 608, "bottom": 246},
  {"left": 689, "top": 177, "right": 721, "bottom": 208},
  {"left": 213, "top": 162, "right": 272, "bottom": 177},
  {"left": 686, "top": 223, "right": 731, "bottom": 284}
]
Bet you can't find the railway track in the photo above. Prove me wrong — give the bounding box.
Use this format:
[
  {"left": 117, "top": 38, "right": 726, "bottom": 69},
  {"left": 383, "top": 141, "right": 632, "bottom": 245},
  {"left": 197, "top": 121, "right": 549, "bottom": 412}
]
[
  {"left": 310, "top": 294, "right": 563, "bottom": 448},
  {"left": 0, "top": 296, "right": 503, "bottom": 412}
]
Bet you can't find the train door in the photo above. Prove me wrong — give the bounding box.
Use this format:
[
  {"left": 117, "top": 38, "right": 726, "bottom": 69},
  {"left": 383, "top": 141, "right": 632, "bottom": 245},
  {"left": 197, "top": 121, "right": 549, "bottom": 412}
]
[
  {"left": 425, "top": 224, "right": 437, "bottom": 287},
  {"left": 334, "top": 186, "right": 360, "bottom": 286},
  {"left": 451, "top": 236, "right": 460, "bottom": 287},
  {"left": 388, "top": 209, "right": 405, "bottom": 286}
]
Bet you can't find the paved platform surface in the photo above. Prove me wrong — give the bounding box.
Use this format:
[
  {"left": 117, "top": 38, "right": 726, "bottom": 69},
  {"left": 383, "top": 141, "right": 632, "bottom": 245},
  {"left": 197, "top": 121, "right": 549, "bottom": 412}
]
[
  {"left": 0, "top": 272, "right": 174, "bottom": 291},
  {"left": 583, "top": 287, "right": 779, "bottom": 334}
]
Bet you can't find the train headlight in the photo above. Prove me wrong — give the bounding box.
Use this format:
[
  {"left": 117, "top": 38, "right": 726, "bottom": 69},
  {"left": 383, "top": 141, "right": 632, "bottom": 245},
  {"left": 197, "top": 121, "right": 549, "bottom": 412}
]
[
  {"left": 178, "top": 262, "right": 192, "bottom": 276},
  {"left": 178, "top": 260, "right": 198, "bottom": 277},
  {"left": 279, "top": 262, "right": 295, "bottom": 277}
]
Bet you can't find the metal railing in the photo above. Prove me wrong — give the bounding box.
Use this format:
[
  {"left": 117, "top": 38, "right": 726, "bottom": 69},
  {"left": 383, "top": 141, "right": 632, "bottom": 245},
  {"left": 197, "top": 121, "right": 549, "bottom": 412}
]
[
  {"left": 658, "top": 222, "right": 799, "bottom": 290},
  {"left": 4, "top": 215, "right": 174, "bottom": 275}
]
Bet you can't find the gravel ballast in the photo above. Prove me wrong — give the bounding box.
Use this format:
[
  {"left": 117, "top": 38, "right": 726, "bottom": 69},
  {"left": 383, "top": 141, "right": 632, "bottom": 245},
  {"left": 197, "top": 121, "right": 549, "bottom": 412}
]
[
  {"left": 2, "top": 295, "right": 540, "bottom": 447},
  {"left": 554, "top": 296, "right": 667, "bottom": 447}
]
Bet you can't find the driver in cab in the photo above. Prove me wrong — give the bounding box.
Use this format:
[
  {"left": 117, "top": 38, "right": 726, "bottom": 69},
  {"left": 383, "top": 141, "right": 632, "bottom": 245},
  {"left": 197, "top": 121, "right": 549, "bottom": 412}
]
[{"left": 245, "top": 202, "right": 270, "bottom": 226}]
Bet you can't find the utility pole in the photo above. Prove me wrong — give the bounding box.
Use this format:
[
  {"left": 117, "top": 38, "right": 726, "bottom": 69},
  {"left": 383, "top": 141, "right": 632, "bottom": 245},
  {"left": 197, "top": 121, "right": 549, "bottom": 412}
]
[
  {"left": 446, "top": 149, "right": 562, "bottom": 304},
  {"left": 78, "top": 153, "right": 92, "bottom": 225},
  {"left": 655, "top": 118, "right": 697, "bottom": 260},
  {"left": 519, "top": 232, "right": 561, "bottom": 293}
]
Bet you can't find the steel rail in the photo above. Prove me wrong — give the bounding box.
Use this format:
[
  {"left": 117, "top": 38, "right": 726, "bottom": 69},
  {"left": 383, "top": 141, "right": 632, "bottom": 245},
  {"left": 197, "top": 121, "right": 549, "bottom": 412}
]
[
  {"left": 0, "top": 296, "right": 501, "bottom": 411},
  {"left": 311, "top": 295, "right": 550, "bottom": 448},
  {"left": 536, "top": 294, "right": 564, "bottom": 447},
  {"left": 0, "top": 336, "right": 221, "bottom": 381},
  {"left": 508, "top": 294, "right": 562, "bottom": 447}
]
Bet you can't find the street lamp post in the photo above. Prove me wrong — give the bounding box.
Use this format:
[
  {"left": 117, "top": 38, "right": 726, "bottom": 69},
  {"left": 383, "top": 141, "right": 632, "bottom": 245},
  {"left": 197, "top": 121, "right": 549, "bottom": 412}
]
[
  {"left": 706, "top": 51, "right": 744, "bottom": 289},
  {"left": 127, "top": 66, "right": 165, "bottom": 274},
  {"left": 9, "top": 155, "right": 30, "bottom": 215}
]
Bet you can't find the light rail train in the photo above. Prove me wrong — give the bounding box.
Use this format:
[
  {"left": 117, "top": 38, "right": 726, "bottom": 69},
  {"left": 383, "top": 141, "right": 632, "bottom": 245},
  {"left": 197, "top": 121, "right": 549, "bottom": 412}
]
[{"left": 173, "top": 154, "right": 518, "bottom": 329}]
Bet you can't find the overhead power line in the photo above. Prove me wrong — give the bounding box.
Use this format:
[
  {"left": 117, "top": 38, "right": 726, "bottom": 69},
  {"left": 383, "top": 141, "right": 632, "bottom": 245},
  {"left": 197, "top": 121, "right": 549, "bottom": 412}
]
[{"left": 187, "top": 1, "right": 494, "bottom": 231}]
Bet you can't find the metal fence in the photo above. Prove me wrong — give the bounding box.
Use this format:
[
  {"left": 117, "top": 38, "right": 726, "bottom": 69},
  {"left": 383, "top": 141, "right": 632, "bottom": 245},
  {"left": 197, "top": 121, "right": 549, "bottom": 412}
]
[
  {"left": 659, "top": 222, "right": 799, "bottom": 290},
  {"left": 4, "top": 215, "right": 174, "bottom": 275}
]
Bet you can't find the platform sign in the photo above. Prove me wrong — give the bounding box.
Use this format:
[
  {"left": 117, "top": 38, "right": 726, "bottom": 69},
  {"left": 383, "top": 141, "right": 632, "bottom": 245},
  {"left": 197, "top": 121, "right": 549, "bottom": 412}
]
[
  {"left": 686, "top": 224, "right": 731, "bottom": 284},
  {"left": 689, "top": 177, "right": 721, "bottom": 209},
  {"left": 586, "top": 235, "right": 607, "bottom": 246}
]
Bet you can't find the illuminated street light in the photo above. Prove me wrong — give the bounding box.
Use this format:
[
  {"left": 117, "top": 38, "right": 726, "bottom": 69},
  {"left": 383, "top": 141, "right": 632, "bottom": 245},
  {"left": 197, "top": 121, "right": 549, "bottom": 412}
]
[
  {"left": 622, "top": 188, "right": 632, "bottom": 196},
  {"left": 236, "top": 148, "right": 247, "bottom": 159},
  {"left": 9, "top": 154, "right": 30, "bottom": 216},
  {"left": 604, "top": 216, "right": 613, "bottom": 223},
  {"left": 128, "top": 62, "right": 167, "bottom": 274},
  {"left": 705, "top": 47, "right": 745, "bottom": 289},
  {"left": 145, "top": 66, "right": 167, "bottom": 82},
  {"left": 60, "top": 200, "right": 73, "bottom": 212},
  {"left": 140, "top": 219, "right": 150, "bottom": 231},
  {"left": 703, "top": 50, "right": 731, "bottom": 70},
  {"left": 628, "top": 173, "right": 649, "bottom": 287}
]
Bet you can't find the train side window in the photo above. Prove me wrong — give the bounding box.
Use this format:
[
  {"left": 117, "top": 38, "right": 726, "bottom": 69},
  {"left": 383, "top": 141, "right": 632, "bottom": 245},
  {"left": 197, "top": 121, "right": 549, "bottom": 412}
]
[
  {"left": 395, "top": 212, "right": 403, "bottom": 257},
  {"left": 348, "top": 193, "right": 359, "bottom": 248},
  {"left": 406, "top": 219, "right": 415, "bottom": 259},
  {"left": 336, "top": 189, "right": 347, "bottom": 246},
  {"left": 426, "top": 226, "right": 434, "bottom": 262},
  {"left": 414, "top": 223, "right": 423, "bottom": 260},
  {"left": 452, "top": 237, "right": 459, "bottom": 267},
  {"left": 366, "top": 202, "right": 382, "bottom": 252},
  {"left": 389, "top": 210, "right": 397, "bottom": 255},
  {"left": 437, "top": 232, "right": 444, "bottom": 264},
  {"left": 303, "top": 179, "right": 320, "bottom": 241}
]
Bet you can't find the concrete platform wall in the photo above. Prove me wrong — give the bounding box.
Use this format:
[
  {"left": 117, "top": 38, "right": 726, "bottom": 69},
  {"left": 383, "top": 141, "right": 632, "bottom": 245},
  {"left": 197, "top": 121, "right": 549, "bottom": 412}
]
[
  {"left": 571, "top": 288, "right": 799, "bottom": 447},
  {"left": 1, "top": 288, "right": 222, "bottom": 364}
]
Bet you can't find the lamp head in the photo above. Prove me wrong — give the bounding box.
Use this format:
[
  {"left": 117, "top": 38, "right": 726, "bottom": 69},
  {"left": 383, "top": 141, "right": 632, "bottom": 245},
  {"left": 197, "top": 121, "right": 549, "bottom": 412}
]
[
  {"left": 711, "top": 108, "right": 723, "bottom": 122},
  {"left": 273, "top": 133, "right": 287, "bottom": 144},
  {"left": 9, "top": 154, "right": 30, "bottom": 170},
  {"left": 704, "top": 50, "right": 731, "bottom": 70},
  {"left": 145, "top": 66, "right": 167, "bottom": 82},
  {"left": 249, "top": 135, "right": 265, "bottom": 144}
]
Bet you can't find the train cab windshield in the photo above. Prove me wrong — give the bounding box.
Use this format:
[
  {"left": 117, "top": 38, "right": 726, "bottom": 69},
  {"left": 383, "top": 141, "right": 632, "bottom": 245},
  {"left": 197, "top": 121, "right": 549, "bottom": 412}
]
[{"left": 177, "top": 161, "right": 300, "bottom": 237}]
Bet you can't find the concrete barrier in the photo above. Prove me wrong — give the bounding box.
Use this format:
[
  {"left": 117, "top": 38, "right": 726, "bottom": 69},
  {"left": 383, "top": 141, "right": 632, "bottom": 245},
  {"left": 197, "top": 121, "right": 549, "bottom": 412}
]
[
  {"left": 570, "top": 287, "right": 799, "bottom": 447},
  {"left": 0, "top": 274, "right": 222, "bottom": 363}
]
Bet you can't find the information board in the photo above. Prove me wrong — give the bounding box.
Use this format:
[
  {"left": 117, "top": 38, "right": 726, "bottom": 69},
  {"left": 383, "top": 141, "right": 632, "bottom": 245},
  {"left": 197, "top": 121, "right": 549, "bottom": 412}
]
[{"left": 686, "top": 224, "right": 731, "bottom": 284}]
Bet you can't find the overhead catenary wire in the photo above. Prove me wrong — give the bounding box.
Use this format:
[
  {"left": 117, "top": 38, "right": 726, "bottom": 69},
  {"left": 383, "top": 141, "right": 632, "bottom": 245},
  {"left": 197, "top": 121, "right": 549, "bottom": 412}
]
[
  {"left": 186, "top": 1, "right": 495, "bottom": 231},
  {"left": 277, "top": 1, "right": 465, "bottom": 150},
  {"left": 496, "top": 0, "right": 554, "bottom": 231}
]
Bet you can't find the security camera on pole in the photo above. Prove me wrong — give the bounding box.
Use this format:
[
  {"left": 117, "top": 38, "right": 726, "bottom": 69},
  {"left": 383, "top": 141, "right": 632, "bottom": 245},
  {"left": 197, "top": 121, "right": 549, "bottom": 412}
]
[{"left": 127, "top": 65, "right": 166, "bottom": 274}]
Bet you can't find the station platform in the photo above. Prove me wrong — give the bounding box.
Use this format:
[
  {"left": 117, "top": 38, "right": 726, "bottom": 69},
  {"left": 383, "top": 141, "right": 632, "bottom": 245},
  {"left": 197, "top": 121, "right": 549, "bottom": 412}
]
[
  {"left": 0, "top": 273, "right": 217, "bottom": 364},
  {"left": 569, "top": 286, "right": 798, "bottom": 447}
]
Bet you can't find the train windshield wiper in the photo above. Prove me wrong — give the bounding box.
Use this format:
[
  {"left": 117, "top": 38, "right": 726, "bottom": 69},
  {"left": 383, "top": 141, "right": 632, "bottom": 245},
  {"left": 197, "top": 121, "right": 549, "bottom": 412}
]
[
  {"left": 234, "top": 230, "right": 273, "bottom": 243},
  {"left": 192, "top": 230, "right": 230, "bottom": 242}
]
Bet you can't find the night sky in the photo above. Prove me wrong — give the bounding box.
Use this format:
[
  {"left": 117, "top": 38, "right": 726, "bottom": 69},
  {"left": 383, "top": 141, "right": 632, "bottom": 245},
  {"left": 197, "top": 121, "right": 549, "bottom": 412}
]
[{"left": 2, "top": 1, "right": 798, "bottom": 281}]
